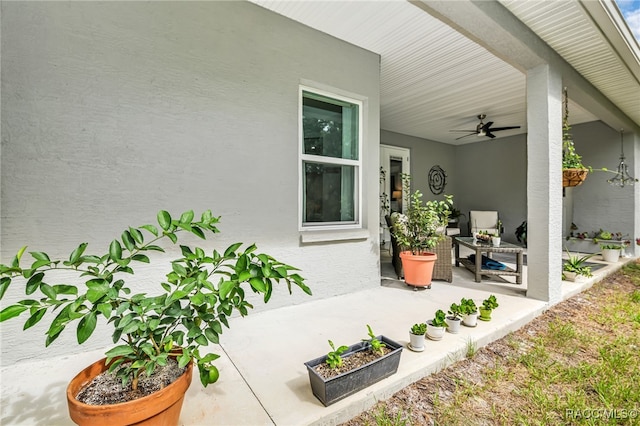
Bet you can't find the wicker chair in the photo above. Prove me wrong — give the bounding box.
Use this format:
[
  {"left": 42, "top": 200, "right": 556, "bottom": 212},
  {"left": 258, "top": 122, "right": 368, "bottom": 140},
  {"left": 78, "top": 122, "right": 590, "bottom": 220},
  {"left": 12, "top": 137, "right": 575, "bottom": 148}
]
[{"left": 385, "top": 214, "right": 452, "bottom": 282}]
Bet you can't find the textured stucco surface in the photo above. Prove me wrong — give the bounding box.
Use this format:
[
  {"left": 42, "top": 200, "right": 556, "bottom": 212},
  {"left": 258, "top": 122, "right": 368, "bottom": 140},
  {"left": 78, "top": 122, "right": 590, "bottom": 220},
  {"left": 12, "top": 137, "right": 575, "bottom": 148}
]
[{"left": 0, "top": 1, "right": 380, "bottom": 366}]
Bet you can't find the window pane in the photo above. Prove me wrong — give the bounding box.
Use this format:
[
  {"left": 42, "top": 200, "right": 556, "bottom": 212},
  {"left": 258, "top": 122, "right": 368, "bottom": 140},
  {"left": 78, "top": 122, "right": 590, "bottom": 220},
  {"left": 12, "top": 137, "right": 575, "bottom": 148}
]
[
  {"left": 303, "top": 162, "right": 356, "bottom": 224},
  {"left": 302, "top": 92, "right": 358, "bottom": 160}
]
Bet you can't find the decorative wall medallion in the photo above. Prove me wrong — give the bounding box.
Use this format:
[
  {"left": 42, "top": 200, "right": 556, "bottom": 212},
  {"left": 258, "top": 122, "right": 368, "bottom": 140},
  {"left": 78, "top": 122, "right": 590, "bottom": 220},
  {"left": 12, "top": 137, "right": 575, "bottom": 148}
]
[{"left": 428, "top": 165, "right": 446, "bottom": 195}]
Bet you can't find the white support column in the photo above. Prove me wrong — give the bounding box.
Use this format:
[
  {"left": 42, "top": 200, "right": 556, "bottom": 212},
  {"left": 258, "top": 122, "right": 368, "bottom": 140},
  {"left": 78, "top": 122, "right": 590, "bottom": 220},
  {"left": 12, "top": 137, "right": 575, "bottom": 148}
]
[{"left": 526, "top": 64, "right": 563, "bottom": 303}]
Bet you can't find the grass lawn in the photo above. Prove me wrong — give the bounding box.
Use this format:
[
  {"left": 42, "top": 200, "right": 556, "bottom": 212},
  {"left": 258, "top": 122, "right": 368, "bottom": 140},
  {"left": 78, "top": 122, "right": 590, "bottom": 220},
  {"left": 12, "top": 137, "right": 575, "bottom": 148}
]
[{"left": 343, "top": 261, "right": 640, "bottom": 425}]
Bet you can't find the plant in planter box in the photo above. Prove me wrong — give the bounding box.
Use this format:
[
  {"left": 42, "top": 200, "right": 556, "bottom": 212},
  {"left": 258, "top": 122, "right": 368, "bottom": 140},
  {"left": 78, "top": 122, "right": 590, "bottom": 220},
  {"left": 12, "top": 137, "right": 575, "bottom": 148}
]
[
  {"left": 426, "top": 309, "right": 447, "bottom": 341},
  {"left": 409, "top": 322, "right": 427, "bottom": 351},
  {"left": 479, "top": 295, "right": 499, "bottom": 321},
  {"left": 562, "top": 250, "right": 595, "bottom": 281},
  {"left": 391, "top": 173, "right": 453, "bottom": 288},
  {"left": 460, "top": 298, "right": 478, "bottom": 327},
  {"left": 446, "top": 302, "right": 463, "bottom": 334},
  {"left": 0, "top": 210, "right": 311, "bottom": 425},
  {"left": 304, "top": 325, "right": 403, "bottom": 406}
]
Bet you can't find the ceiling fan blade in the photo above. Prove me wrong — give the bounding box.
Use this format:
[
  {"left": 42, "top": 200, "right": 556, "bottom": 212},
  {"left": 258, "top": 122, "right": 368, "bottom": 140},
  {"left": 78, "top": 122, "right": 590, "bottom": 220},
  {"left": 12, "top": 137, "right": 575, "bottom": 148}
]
[
  {"left": 482, "top": 121, "right": 494, "bottom": 131},
  {"left": 455, "top": 133, "right": 477, "bottom": 140},
  {"left": 450, "top": 129, "right": 478, "bottom": 133},
  {"left": 488, "top": 126, "right": 521, "bottom": 132},
  {"left": 486, "top": 132, "right": 496, "bottom": 139}
]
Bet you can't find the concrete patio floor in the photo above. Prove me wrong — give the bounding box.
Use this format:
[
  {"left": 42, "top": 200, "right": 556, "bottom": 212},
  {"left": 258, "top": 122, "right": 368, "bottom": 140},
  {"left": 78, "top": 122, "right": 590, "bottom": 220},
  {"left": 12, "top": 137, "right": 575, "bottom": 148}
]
[{"left": 0, "top": 248, "right": 633, "bottom": 426}]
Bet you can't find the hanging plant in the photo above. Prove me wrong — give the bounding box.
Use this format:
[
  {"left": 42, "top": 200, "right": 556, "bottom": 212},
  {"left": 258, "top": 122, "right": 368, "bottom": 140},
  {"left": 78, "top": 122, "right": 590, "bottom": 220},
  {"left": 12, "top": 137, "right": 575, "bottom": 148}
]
[{"left": 562, "top": 88, "right": 589, "bottom": 187}]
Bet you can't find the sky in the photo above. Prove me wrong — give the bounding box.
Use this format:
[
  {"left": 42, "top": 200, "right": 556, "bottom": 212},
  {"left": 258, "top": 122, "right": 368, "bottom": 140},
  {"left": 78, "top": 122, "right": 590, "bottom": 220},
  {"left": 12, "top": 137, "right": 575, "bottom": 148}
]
[{"left": 616, "top": 0, "right": 640, "bottom": 41}]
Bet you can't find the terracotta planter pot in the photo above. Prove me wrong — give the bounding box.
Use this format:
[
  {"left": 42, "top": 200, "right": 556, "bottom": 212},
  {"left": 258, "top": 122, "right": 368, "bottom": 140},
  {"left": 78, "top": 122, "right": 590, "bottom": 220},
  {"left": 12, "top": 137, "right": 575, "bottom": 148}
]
[
  {"left": 399, "top": 251, "right": 437, "bottom": 287},
  {"left": 67, "top": 357, "right": 193, "bottom": 426},
  {"left": 562, "top": 168, "right": 588, "bottom": 187}
]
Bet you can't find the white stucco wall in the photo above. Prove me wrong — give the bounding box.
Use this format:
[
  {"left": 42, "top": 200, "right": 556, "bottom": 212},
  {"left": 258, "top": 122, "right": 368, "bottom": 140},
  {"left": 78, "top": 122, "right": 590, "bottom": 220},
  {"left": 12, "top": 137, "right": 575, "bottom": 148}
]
[
  {"left": 0, "top": 1, "right": 380, "bottom": 366},
  {"left": 571, "top": 121, "right": 638, "bottom": 255}
]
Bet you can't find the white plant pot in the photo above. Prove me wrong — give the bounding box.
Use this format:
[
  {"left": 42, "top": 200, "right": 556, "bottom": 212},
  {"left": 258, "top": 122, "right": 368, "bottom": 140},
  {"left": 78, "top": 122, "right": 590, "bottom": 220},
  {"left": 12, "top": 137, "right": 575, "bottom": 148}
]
[
  {"left": 426, "top": 321, "right": 446, "bottom": 341},
  {"left": 462, "top": 312, "right": 478, "bottom": 327},
  {"left": 601, "top": 249, "right": 620, "bottom": 263},
  {"left": 445, "top": 317, "right": 461, "bottom": 334},
  {"left": 491, "top": 237, "right": 501, "bottom": 247},
  {"left": 409, "top": 332, "right": 426, "bottom": 351},
  {"left": 563, "top": 271, "right": 577, "bottom": 282}
]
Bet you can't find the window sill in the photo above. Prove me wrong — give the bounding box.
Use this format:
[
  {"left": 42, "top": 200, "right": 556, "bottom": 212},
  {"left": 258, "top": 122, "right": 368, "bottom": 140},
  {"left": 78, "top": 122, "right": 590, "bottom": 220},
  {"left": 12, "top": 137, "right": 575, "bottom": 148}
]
[{"left": 300, "top": 229, "right": 370, "bottom": 244}]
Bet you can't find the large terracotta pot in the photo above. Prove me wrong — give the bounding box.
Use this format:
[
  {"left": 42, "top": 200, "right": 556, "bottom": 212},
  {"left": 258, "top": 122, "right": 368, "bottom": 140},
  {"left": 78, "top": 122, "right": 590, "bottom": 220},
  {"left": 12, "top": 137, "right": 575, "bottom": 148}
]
[
  {"left": 67, "top": 356, "right": 193, "bottom": 426},
  {"left": 399, "top": 251, "right": 437, "bottom": 287}
]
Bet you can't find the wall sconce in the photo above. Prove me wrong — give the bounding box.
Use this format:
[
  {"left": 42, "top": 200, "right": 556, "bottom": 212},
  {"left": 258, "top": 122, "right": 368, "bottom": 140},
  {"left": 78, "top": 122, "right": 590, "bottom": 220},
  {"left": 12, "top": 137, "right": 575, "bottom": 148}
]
[
  {"left": 391, "top": 190, "right": 402, "bottom": 200},
  {"left": 607, "top": 129, "right": 637, "bottom": 188}
]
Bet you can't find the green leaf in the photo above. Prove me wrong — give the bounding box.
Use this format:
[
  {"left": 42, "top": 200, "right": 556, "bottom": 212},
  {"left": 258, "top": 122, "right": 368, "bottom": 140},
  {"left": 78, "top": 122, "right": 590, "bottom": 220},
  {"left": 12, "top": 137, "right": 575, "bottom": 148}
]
[
  {"left": 140, "top": 224, "right": 158, "bottom": 237},
  {"left": 191, "top": 227, "right": 205, "bottom": 239},
  {"left": 0, "top": 305, "right": 28, "bottom": 321},
  {"left": 180, "top": 210, "right": 194, "bottom": 224},
  {"left": 69, "top": 243, "right": 88, "bottom": 265},
  {"left": 164, "top": 232, "right": 178, "bottom": 244},
  {"left": 121, "top": 231, "right": 135, "bottom": 252},
  {"left": 23, "top": 308, "right": 46, "bottom": 330},
  {"left": 224, "top": 243, "right": 243, "bottom": 257},
  {"left": 172, "top": 262, "right": 187, "bottom": 277},
  {"left": 195, "top": 334, "right": 208, "bottom": 346},
  {"left": 204, "top": 327, "right": 219, "bottom": 344},
  {"left": 158, "top": 210, "right": 172, "bottom": 231},
  {"left": 86, "top": 280, "right": 109, "bottom": 303},
  {"left": 129, "top": 227, "right": 144, "bottom": 244},
  {"left": 97, "top": 302, "right": 112, "bottom": 318},
  {"left": 105, "top": 345, "right": 135, "bottom": 358},
  {"left": 40, "top": 283, "right": 56, "bottom": 300},
  {"left": 219, "top": 281, "right": 235, "bottom": 300},
  {"left": 52, "top": 284, "right": 77, "bottom": 296},
  {"left": 25, "top": 273, "right": 44, "bottom": 295},
  {"left": 0, "top": 277, "right": 11, "bottom": 299},
  {"left": 109, "top": 240, "right": 123, "bottom": 262},
  {"left": 30, "top": 251, "right": 50, "bottom": 262},
  {"left": 131, "top": 254, "right": 150, "bottom": 263},
  {"left": 249, "top": 277, "right": 267, "bottom": 293},
  {"left": 77, "top": 312, "right": 98, "bottom": 344}
]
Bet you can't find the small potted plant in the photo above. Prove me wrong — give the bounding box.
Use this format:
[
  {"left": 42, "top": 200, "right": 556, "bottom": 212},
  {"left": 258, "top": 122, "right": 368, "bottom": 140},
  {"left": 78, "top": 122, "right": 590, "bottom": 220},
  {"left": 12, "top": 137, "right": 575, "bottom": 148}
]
[
  {"left": 391, "top": 173, "right": 453, "bottom": 288},
  {"left": 460, "top": 298, "right": 479, "bottom": 327},
  {"left": 600, "top": 244, "right": 623, "bottom": 263},
  {"left": 426, "top": 309, "right": 447, "bottom": 341},
  {"left": 446, "top": 302, "right": 463, "bottom": 334},
  {"left": 479, "top": 295, "right": 499, "bottom": 321},
  {"left": 491, "top": 232, "right": 501, "bottom": 247},
  {"left": 409, "top": 322, "right": 427, "bottom": 351},
  {"left": 0, "top": 210, "right": 311, "bottom": 426},
  {"left": 562, "top": 250, "right": 595, "bottom": 281}
]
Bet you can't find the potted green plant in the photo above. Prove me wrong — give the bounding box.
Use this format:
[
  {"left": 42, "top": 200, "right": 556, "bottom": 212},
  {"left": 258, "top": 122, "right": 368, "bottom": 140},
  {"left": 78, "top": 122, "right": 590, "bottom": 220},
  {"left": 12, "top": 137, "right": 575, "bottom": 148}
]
[
  {"left": 391, "top": 173, "right": 453, "bottom": 288},
  {"left": 426, "top": 309, "right": 447, "bottom": 341},
  {"left": 0, "top": 210, "right": 311, "bottom": 426},
  {"left": 409, "top": 322, "right": 427, "bottom": 351},
  {"left": 304, "top": 325, "right": 403, "bottom": 406},
  {"left": 600, "top": 244, "right": 624, "bottom": 263},
  {"left": 562, "top": 250, "right": 595, "bottom": 281},
  {"left": 446, "top": 302, "right": 463, "bottom": 334},
  {"left": 479, "top": 295, "right": 499, "bottom": 321},
  {"left": 562, "top": 87, "right": 590, "bottom": 187},
  {"left": 460, "top": 298, "right": 478, "bottom": 327}
]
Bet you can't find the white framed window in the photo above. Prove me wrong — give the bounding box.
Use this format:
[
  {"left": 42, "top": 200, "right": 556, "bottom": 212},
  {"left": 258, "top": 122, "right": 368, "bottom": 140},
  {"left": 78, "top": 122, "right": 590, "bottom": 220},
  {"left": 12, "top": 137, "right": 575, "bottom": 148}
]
[{"left": 300, "top": 86, "right": 362, "bottom": 230}]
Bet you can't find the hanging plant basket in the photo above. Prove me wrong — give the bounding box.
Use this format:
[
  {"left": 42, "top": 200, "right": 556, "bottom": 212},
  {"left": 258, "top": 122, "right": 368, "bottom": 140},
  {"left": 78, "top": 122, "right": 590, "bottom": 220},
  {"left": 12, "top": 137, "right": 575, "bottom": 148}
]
[{"left": 562, "top": 168, "right": 588, "bottom": 187}]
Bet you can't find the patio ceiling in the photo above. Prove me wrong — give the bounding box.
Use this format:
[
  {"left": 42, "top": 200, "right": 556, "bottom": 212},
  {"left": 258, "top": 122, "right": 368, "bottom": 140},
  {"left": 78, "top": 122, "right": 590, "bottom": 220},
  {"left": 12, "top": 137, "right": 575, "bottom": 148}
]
[{"left": 251, "top": 0, "right": 640, "bottom": 146}]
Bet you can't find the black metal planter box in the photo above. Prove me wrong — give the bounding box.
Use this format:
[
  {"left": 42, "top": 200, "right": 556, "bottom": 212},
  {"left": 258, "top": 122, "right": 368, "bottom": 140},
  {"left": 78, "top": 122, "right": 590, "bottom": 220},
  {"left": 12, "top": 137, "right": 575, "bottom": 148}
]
[{"left": 304, "top": 335, "right": 403, "bottom": 406}]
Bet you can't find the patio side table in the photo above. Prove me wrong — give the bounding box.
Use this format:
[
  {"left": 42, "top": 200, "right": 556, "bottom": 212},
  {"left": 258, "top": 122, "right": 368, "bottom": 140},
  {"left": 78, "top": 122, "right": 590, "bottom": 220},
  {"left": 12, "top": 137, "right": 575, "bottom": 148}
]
[{"left": 453, "top": 236, "right": 525, "bottom": 284}]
